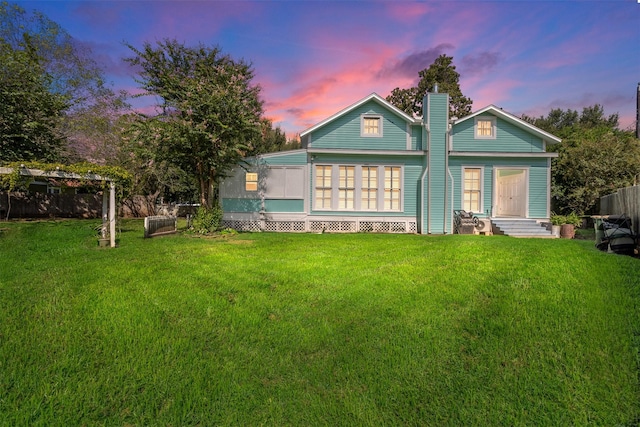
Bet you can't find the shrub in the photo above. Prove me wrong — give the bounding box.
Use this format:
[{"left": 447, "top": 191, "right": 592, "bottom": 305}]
[{"left": 192, "top": 205, "right": 223, "bottom": 234}]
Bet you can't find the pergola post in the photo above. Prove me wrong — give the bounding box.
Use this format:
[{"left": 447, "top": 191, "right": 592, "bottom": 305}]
[
  {"left": 102, "top": 190, "right": 109, "bottom": 239},
  {"left": 109, "top": 182, "right": 116, "bottom": 248}
]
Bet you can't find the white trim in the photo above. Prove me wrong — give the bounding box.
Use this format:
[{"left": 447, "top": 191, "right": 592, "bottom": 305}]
[
  {"left": 308, "top": 148, "right": 425, "bottom": 156},
  {"left": 450, "top": 151, "right": 558, "bottom": 158},
  {"left": 300, "top": 93, "right": 419, "bottom": 137}
]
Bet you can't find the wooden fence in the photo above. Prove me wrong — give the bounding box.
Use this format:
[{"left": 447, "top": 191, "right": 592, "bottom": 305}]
[
  {"left": 600, "top": 185, "right": 640, "bottom": 235},
  {"left": 144, "top": 215, "right": 177, "bottom": 238}
]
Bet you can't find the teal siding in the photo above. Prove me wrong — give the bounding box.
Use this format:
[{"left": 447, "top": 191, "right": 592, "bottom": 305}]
[
  {"left": 411, "top": 124, "right": 423, "bottom": 150},
  {"left": 448, "top": 157, "right": 550, "bottom": 218},
  {"left": 425, "top": 93, "right": 450, "bottom": 233},
  {"left": 309, "top": 101, "right": 410, "bottom": 151},
  {"left": 222, "top": 198, "right": 261, "bottom": 212},
  {"left": 265, "top": 199, "right": 305, "bottom": 213},
  {"left": 245, "top": 150, "right": 307, "bottom": 167},
  {"left": 261, "top": 150, "right": 308, "bottom": 165},
  {"left": 452, "top": 115, "right": 545, "bottom": 152}
]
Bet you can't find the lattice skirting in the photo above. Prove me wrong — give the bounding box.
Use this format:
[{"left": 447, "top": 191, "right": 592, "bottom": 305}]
[{"left": 222, "top": 219, "right": 417, "bottom": 234}]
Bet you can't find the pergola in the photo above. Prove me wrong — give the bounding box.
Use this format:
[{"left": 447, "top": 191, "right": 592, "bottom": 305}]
[{"left": 0, "top": 165, "right": 117, "bottom": 247}]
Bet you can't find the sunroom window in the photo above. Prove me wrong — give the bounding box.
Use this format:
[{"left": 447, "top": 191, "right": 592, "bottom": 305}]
[
  {"left": 384, "top": 167, "right": 401, "bottom": 211},
  {"left": 361, "top": 166, "right": 378, "bottom": 210},
  {"left": 338, "top": 166, "right": 355, "bottom": 209},
  {"left": 245, "top": 172, "right": 258, "bottom": 191},
  {"left": 315, "top": 165, "right": 332, "bottom": 209}
]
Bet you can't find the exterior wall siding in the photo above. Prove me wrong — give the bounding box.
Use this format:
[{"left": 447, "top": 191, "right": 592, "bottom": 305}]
[
  {"left": 309, "top": 101, "right": 411, "bottom": 151},
  {"left": 451, "top": 116, "right": 545, "bottom": 152},
  {"left": 448, "top": 157, "right": 549, "bottom": 218},
  {"left": 259, "top": 150, "right": 308, "bottom": 165},
  {"left": 411, "top": 124, "right": 423, "bottom": 150}
]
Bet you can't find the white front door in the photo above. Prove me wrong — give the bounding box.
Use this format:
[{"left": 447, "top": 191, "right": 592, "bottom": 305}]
[{"left": 496, "top": 169, "right": 527, "bottom": 217}]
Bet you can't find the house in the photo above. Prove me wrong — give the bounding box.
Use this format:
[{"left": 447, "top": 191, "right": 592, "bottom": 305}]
[{"left": 219, "top": 91, "right": 560, "bottom": 235}]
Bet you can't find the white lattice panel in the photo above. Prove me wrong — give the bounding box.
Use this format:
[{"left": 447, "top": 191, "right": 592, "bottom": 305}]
[
  {"left": 264, "top": 221, "right": 306, "bottom": 232},
  {"left": 222, "top": 220, "right": 261, "bottom": 232},
  {"left": 310, "top": 221, "right": 355, "bottom": 232}
]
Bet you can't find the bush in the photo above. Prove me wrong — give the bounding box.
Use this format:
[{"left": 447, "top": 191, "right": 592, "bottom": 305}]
[{"left": 192, "top": 205, "right": 223, "bottom": 234}]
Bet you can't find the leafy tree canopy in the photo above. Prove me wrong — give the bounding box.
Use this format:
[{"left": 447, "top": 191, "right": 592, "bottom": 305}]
[
  {"left": 524, "top": 105, "right": 637, "bottom": 215},
  {"left": 124, "top": 39, "right": 264, "bottom": 208},
  {"left": 0, "top": 41, "right": 68, "bottom": 162},
  {"left": 0, "top": 2, "right": 127, "bottom": 164},
  {"left": 386, "top": 54, "right": 472, "bottom": 118}
]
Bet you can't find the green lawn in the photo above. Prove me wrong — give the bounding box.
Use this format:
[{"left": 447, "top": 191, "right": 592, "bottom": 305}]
[{"left": 0, "top": 220, "right": 638, "bottom": 426}]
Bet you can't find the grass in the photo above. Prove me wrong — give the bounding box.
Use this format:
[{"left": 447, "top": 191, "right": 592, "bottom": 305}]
[{"left": 0, "top": 219, "right": 638, "bottom": 426}]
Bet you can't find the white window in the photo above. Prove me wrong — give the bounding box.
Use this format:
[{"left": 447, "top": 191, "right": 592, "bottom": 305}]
[
  {"left": 313, "top": 164, "right": 402, "bottom": 212},
  {"left": 245, "top": 172, "right": 258, "bottom": 192},
  {"left": 315, "top": 165, "right": 332, "bottom": 209},
  {"left": 338, "top": 166, "right": 355, "bottom": 209},
  {"left": 384, "top": 167, "right": 401, "bottom": 211},
  {"left": 475, "top": 117, "right": 496, "bottom": 139},
  {"left": 361, "top": 166, "right": 378, "bottom": 210},
  {"left": 361, "top": 115, "right": 383, "bottom": 137},
  {"left": 463, "top": 167, "right": 482, "bottom": 212}
]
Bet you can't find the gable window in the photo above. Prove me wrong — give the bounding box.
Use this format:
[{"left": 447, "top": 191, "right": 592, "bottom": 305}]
[
  {"left": 361, "top": 166, "right": 378, "bottom": 210},
  {"left": 384, "top": 167, "right": 401, "bottom": 211},
  {"left": 338, "top": 166, "right": 355, "bottom": 209},
  {"left": 315, "top": 165, "right": 332, "bottom": 209},
  {"left": 245, "top": 172, "right": 258, "bottom": 192},
  {"left": 475, "top": 117, "right": 496, "bottom": 139},
  {"left": 463, "top": 167, "right": 482, "bottom": 212},
  {"left": 361, "top": 115, "right": 383, "bottom": 137}
]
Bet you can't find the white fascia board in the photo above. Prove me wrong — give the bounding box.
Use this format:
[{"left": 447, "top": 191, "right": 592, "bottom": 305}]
[
  {"left": 449, "top": 151, "right": 559, "bottom": 158},
  {"left": 308, "top": 148, "right": 426, "bottom": 156},
  {"left": 454, "top": 105, "right": 562, "bottom": 144},
  {"left": 300, "top": 93, "right": 419, "bottom": 138}
]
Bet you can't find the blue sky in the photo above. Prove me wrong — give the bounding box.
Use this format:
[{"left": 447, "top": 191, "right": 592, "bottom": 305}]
[{"left": 13, "top": 0, "right": 640, "bottom": 136}]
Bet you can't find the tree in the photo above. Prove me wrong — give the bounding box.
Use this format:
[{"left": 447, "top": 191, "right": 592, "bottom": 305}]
[
  {"left": 0, "top": 2, "right": 127, "bottom": 163},
  {"left": 552, "top": 128, "right": 640, "bottom": 215},
  {"left": 522, "top": 104, "right": 618, "bottom": 141},
  {"left": 0, "top": 40, "right": 68, "bottom": 162},
  {"left": 125, "top": 39, "right": 264, "bottom": 208},
  {"left": 386, "top": 54, "right": 472, "bottom": 118},
  {"left": 524, "top": 105, "right": 639, "bottom": 214},
  {"left": 0, "top": 1, "right": 106, "bottom": 110}
]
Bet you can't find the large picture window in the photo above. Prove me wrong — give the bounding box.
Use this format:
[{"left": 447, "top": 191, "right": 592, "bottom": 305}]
[
  {"left": 384, "top": 167, "right": 401, "bottom": 211},
  {"left": 361, "top": 166, "right": 377, "bottom": 210},
  {"left": 313, "top": 164, "right": 402, "bottom": 212},
  {"left": 315, "top": 165, "right": 332, "bottom": 209},
  {"left": 463, "top": 167, "right": 482, "bottom": 212}
]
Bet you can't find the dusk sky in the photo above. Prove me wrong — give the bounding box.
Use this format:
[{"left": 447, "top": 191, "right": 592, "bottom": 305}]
[{"left": 13, "top": 0, "right": 640, "bottom": 136}]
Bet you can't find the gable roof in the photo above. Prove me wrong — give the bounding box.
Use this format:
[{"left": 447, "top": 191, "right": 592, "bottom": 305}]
[
  {"left": 299, "top": 93, "right": 419, "bottom": 137},
  {"left": 454, "top": 105, "right": 561, "bottom": 144}
]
